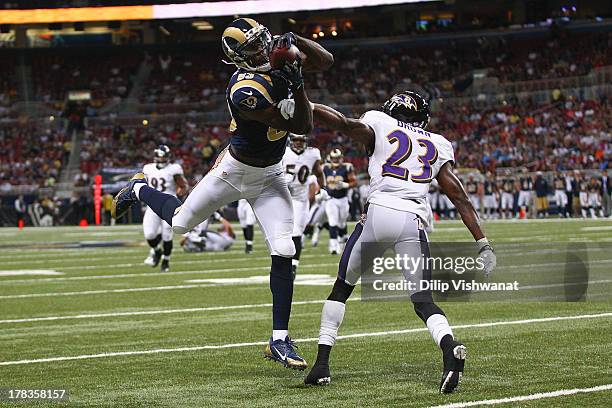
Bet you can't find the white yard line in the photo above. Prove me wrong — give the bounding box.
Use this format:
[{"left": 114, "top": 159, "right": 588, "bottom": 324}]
[
  {"left": 0, "top": 284, "right": 219, "bottom": 299},
  {"left": 430, "top": 384, "right": 612, "bottom": 408},
  {"left": 0, "top": 312, "right": 610, "bottom": 366},
  {"left": 0, "top": 262, "right": 337, "bottom": 284},
  {"left": 0, "top": 298, "right": 347, "bottom": 324}
]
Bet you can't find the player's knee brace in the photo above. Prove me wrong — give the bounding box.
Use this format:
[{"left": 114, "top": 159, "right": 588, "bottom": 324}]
[
  {"left": 411, "top": 292, "right": 445, "bottom": 323},
  {"left": 327, "top": 278, "right": 355, "bottom": 304}
]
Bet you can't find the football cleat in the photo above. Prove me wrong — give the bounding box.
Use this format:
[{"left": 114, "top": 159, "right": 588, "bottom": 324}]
[
  {"left": 264, "top": 336, "right": 307, "bottom": 370},
  {"left": 144, "top": 250, "right": 162, "bottom": 267},
  {"left": 304, "top": 363, "right": 331, "bottom": 386},
  {"left": 111, "top": 173, "right": 147, "bottom": 220},
  {"left": 439, "top": 341, "right": 467, "bottom": 394},
  {"left": 245, "top": 243, "right": 253, "bottom": 254},
  {"left": 160, "top": 259, "right": 170, "bottom": 272}
]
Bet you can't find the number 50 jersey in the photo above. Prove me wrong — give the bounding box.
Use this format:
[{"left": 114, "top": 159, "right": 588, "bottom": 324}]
[
  {"left": 282, "top": 147, "right": 321, "bottom": 202},
  {"left": 143, "top": 163, "right": 184, "bottom": 197},
  {"left": 361, "top": 110, "right": 454, "bottom": 222}
]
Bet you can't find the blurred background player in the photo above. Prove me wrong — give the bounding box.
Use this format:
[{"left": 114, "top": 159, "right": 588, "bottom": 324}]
[
  {"left": 304, "top": 91, "right": 496, "bottom": 393},
  {"left": 554, "top": 172, "right": 568, "bottom": 217},
  {"left": 483, "top": 172, "right": 498, "bottom": 219},
  {"left": 587, "top": 176, "right": 604, "bottom": 218},
  {"left": 237, "top": 199, "right": 256, "bottom": 253},
  {"left": 534, "top": 171, "right": 548, "bottom": 218},
  {"left": 500, "top": 174, "right": 515, "bottom": 219},
  {"left": 180, "top": 212, "right": 235, "bottom": 252},
  {"left": 282, "top": 134, "right": 325, "bottom": 274},
  {"left": 323, "top": 149, "right": 356, "bottom": 254},
  {"left": 518, "top": 168, "right": 533, "bottom": 219},
  {"left": 465, "top": 174, "right": 480, "bottom": 216},
  {"left": 142, "top": 145, "right": 187, "bottom": 272}
]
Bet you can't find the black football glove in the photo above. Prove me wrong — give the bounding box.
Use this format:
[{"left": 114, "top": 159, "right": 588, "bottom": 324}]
[
  {"left": 274, "top": 32, "right": 297, "bottom": 49},
  {"left": 272, "top": 57, "right": 303, "bottom": 91}
]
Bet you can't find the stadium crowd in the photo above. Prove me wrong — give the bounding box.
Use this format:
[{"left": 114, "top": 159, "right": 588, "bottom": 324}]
[{"left": 0, "top": 123, "right": 70, "bottom": 189}]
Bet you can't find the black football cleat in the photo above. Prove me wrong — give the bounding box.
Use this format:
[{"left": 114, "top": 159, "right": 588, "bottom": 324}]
[
  {"left": 304, "top": 363, "right": 331, "bottom": 386},
  {"left": 160, "top": 259, "right": 170, "bottom": 272},
  {"left": 245, "top": 243, "right": 253, "bottom": 254},
  {"left": 111, "top": 173, "right": 147, "bottom": 220},
  {"left": 440, "top": 341, "right": 466, "bottom": 394}
]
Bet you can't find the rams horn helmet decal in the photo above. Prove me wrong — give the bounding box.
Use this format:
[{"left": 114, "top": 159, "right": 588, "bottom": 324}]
[{"left": 222, "top": 18, "right": 273, "bottom": 72}]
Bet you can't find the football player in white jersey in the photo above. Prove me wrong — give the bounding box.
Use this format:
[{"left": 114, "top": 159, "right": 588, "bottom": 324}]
[
  {"left": 180, "top": 212, "right": 236, "bottom": 252},
  {"left": 323, "top": 149, "right": 357, "bottom": 254},
  {"left": 282, "top": 134, "right": 325, "bottom": 274},
  {"left": 236, "top": 199, "right": 256, "bottom": 253},
  {"left": 303, "top": 91, "right": 496, "bottom": 393},
  {"left": 142, "top": 145, "right": 187, "bottom": 272}
]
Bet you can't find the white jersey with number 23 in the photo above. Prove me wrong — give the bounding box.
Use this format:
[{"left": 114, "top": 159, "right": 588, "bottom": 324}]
[{"left": 360, "top": 110, "right": 454, "bottom": 224}]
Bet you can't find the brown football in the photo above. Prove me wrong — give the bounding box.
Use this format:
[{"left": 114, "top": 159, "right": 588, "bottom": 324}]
[{"left": 269, "top": 45, "right": 300, "bottom": 69}]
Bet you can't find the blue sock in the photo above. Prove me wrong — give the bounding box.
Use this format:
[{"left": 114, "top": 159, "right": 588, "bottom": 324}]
[
  {"left": 269, "top": 255, "right": 294, "bottom": 330},
  {"left": 329, "top": 226, "right": 338, "bottom": 239},
  {"left": 138, "top": 185, "right": 181, "bottom": 226}
]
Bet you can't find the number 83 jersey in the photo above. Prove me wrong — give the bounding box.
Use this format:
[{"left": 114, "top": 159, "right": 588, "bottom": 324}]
[
  {"left": 361, "top": 110, "right": 454, "bottom": 221},
  {"left": 282, "top": 146, "right": 322, "bottom": 201},
  {"left": 143, "top": 163, "right": 184, "bottom": 197}
]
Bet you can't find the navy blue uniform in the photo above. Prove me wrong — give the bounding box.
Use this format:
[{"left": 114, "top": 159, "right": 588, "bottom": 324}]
[
  {"left": 226, "top": 69, "right": 290, "bottom": 163},
  {"left": 324, "top": 163, "right": 353, "bottom": 199}
]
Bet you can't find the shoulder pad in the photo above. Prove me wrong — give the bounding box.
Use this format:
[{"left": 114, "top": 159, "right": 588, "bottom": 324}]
[{"left": 229, "top": 73, "right": 275, "bottom": 111}]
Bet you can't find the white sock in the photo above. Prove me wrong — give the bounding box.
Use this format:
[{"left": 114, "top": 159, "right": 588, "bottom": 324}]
[
  {"left": 246, "top": 240, "right": 253, "bottom": 245},
  {"left": 319, "top": 300, "right": 346, "bottom": 347},
  {"left": 329, "top": 238, "right": 338, "bottom": 252},
  {"left": 162, "top": 255, "right": 170, "bottom": 261},
  {"left": 133, "top": 183, "right": 145, "bottom": 200},
  {"left": 426, "top": 314, "right": 453, "bottom": 347},
  {"left": 272, "top": 330, "right": 288, "bottom": 341},
  {"left": 292, "top": 259, "right": 299, "bottom": 267}
]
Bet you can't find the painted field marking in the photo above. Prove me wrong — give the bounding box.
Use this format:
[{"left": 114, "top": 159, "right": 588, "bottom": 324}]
[
  {"left": 0, "top": 262, "right": 337, "bottom": 285},
  {"left": 0, "top": 312, "right": 610, "bottom": 366},
  {"left": 0, "top": 270, "right": 64, "bottom": 276},
  {"left": 430, "top": 384, "right": 612, "bottom": 408}
]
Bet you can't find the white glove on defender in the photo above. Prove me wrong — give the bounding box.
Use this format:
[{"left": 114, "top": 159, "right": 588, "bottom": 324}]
[
  {"left": 278, "top": 98, "right": 295, "bottom": 120},
  {"left": 477, "top": 238, "right": 496, "bottom": 277}
]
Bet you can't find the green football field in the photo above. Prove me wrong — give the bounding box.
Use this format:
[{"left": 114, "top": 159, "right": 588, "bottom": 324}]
[{"left": 1, "top": 219, "right": 611, "bottom": 407}]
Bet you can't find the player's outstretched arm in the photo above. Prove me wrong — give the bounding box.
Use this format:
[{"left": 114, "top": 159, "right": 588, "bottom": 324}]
[
  {"left": 275, "top": 33, "right": 334, "bottom": 71},
  {"left": 437, "top": 162, "right": 496, "bottom": 276},
  {"left": 313, "top": 103, "right": 375, "bottom": 153},
  {"left": 296, "top": 36, "right": 334, "bottom": 71},
  {"left": 437, "top": 163, "right": 484, "bottom": 240}
]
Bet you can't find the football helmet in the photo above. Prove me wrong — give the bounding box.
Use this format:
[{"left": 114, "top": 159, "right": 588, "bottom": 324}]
[
  {"left": 154, "top": 144, "right": 171, "bottom": 169},
  {"left": 222, "top": 18, "right": 273, "bottom": 72},
  {"left": 289, "top": 134, "right": 307, "bottom": 154},
  {"left": 382, "top": 90, "right": 430, "bottom": 129},
  {"left": 329, "top": 149, "right": 343, "bottom": 167}
]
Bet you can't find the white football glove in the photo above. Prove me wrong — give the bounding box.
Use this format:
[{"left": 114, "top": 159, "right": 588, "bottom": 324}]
[
  {"left": 336, "top": 181, "right": 350, "bottom": 190},
  {"left": 477, "top": 238, "right": 496, "bottom": 277},
  {"left": 277, "top": 98, "right": 295, "bottom": 120},
  {"left": 315, "top": 189, "right": 330, "bottom": 203}
]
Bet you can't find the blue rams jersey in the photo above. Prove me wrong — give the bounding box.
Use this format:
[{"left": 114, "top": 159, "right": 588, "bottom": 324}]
[
  {"left": 226, "top": 69, "right": 290, "bottom": 163},
  {"left": 324, "top": 163, "right": 353, "bottom": 199}
]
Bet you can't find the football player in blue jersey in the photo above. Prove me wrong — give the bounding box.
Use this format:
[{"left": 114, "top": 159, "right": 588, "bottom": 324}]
[
  {"left": 111, "top": 17, "right": 333, "bottom": 370},
  {"left": 323, "top": 149, "right": 357, "bottom": 254}
]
